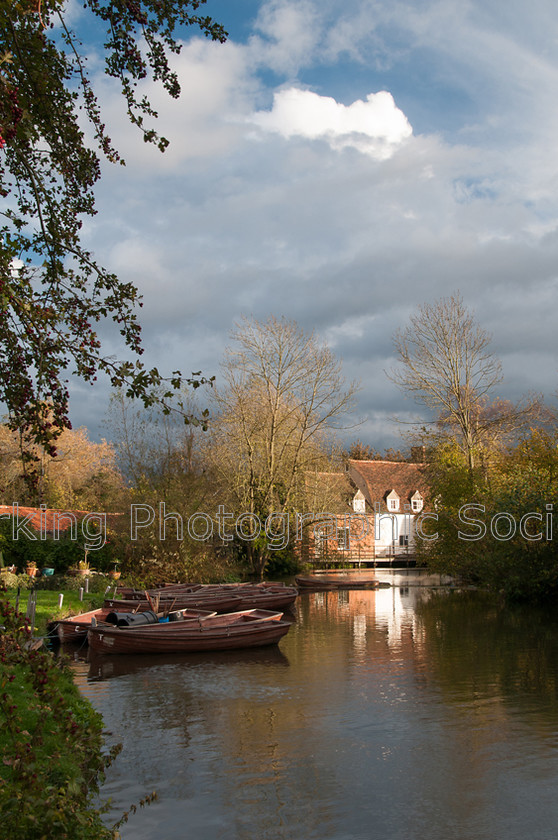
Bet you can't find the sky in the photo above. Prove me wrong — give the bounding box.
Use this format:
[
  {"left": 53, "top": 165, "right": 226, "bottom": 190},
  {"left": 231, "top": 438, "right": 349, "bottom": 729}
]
[{"left": 67, "top": 0, "right": 558, "bottom": 450}]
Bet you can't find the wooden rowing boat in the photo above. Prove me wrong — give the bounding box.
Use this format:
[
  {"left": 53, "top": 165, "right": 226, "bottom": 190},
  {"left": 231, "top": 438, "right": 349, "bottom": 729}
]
[
  {"left": 87, "top": 609, "right": 290, "bottom": 655},
  {"left": 295, "top": 570, "right": 381, "bottom": 590},
  {"left": 54, "top": 606, "right": 215, "bottom": 643},
  {"left": 54, "top": 607, "right": 117, "bottom": 643},
  {"left": 232, "top": 586, "right": 298, "bottom": 611},
  {"left": 107, "top": 582, "right": 298, "bottom": 613},
  {"left": 104, "top": 593, "right": 243, "bottom": 614}
]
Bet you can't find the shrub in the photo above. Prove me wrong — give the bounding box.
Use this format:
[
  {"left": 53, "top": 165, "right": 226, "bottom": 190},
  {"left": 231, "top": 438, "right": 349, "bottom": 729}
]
[
  {"left": 0, "top": 572, "right": 19, "bottom": 589},
  {"left": 0, "top": 598, "right": 122, "bottom": 837}
]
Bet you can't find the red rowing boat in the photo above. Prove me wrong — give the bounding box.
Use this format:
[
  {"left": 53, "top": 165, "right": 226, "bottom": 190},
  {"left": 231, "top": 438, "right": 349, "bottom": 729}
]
[
  {"left": 87, "top": 609, "right": 290, "bottom": 655},
  {"left": 53, "top": 606, "right": 215, "bottom": 643}
]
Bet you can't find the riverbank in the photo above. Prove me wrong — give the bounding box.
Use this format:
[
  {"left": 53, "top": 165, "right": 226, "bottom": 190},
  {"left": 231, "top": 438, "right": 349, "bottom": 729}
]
[
  {"left": 3, "top": 587, "right": 108, "bottom": 636},
  {"left": 0, "top": 594, "right": 127, "bottom": 837}
]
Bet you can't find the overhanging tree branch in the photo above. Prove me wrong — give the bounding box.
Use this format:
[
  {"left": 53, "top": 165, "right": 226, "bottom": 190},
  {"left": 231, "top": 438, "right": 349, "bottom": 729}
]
[{"left": 0, "top": 1, "right": 226, "bottom": 491}]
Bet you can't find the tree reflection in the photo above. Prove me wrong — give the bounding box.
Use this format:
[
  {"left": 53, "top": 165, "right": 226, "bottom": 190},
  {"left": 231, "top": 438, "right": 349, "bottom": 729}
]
[{"left": 415, "top": 590, "right": 558, "bottom": 720}]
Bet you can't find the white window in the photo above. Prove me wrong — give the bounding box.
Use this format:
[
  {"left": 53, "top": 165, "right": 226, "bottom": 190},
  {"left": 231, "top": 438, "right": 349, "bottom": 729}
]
[
  {"left": 338, "top": 527, "right": 350, "bottom": 550},
  {"left": 353, "top": 496, "right": 365, "bottom": 513},
  {"left": 411, "top": 491, "right": 423, "bottom": 513},
  {"left": 386, "top": 490, "right": 400, "bottom": 512}
]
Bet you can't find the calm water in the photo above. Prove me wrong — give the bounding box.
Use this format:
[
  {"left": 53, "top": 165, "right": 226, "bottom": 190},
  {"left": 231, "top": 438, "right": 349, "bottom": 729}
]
[{"left": 69, "top": 577, "right": 558, "bottom": 840}]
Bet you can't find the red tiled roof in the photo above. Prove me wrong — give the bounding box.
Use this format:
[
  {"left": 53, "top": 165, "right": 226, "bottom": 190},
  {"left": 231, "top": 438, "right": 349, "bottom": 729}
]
[
  {"left": 0, "top": 505, "right": 120, "bottom": 533},
  {"left": 347, "top": 460, "right": 429, "bottom": 510}
]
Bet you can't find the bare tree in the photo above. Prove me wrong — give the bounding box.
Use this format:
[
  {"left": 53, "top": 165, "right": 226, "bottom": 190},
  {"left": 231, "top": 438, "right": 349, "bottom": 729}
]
[
  {"left": 105, "top": 391, "right": 223, "bottom": 582},
  {"left": 388, "top": 294, "right": 504, "bottom": 472},
  {"left": 206, "top": 316, "right": 358, "bottom": 577}
]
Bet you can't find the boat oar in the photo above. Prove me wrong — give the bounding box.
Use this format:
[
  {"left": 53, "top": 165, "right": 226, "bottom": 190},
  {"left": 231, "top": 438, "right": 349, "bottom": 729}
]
[{"left": 163, "top": 599, "right": 177, "bottom": 618}]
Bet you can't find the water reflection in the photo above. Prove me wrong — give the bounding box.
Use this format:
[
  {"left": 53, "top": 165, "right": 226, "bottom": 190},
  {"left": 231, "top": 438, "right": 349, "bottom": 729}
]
[
  {"left": 82, "top": 646, "right": 291, "bottom": 682},
  {"left": 69, "top": 588, "right": 558, "bottom": 840},
  {"left": 415, "top": 590, "right": 558, "bottom": 720}
]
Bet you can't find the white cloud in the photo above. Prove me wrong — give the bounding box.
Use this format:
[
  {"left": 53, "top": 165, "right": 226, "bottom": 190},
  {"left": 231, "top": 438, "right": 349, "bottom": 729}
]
[
  {"left": 71, "top": 0, "right": 558, "bottom": 446},
  {"left": 251, "top": 0, "right": 323, "bottom": 74},
  {"left": 93, "top": 38, "right": 257, "bottom": 171},
  {"left": 250, "top": 88, "right": 413, "bottom": 158}
]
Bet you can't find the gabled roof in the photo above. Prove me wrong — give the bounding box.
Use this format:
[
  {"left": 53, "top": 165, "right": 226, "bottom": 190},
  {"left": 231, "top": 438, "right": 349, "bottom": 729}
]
[{"left": 347, "top": 460, "right": 429, "bottom": 510}]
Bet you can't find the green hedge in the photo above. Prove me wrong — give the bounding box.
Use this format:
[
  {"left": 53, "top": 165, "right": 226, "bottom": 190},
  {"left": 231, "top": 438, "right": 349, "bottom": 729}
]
[{"left": 0, "top": 518, "right": 119, "bottom": 575}]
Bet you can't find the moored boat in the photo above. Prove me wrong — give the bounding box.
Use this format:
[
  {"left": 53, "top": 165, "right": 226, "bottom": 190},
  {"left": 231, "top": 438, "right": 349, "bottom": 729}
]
[
  {"left": 54, "top": 607, "right": 117, "bottom": 643},
  {"left": 53, "top": 606, "right": 215, "bottom": 643},
  {"left": 295, "top": 570, "right": 381, "bottom": 590},
  {"left": 104, "top": 593, "right": 243, "bottom": 614},
  {"left": 107, "top": 582, "right": 298, "bottom": 613},
  {"left": 87, "top": 609, "right": 290, "bottom": 655},
  {"left": 232, "top": 586, "right": 298, "bottom": 611}
]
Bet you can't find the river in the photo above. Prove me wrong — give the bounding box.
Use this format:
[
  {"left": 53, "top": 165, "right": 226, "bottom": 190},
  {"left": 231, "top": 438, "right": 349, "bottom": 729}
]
[{"left": 69, "top": 574, "right": 558, "bottom": 840}]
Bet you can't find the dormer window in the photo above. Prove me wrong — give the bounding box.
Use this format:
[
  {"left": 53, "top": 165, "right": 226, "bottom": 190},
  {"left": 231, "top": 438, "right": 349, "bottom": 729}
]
[
  {"left": 410, "top": 491, "right": 423, "bottom": 513},
  {"left": 353, "top": 490, "right": 365, "bottom": 513},
  {"left": 386, "top": 490, "right": 400, "bottom": 512}
]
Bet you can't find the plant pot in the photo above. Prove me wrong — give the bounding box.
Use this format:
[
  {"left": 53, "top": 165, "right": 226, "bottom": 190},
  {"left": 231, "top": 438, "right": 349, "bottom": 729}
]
[
  {"left": 26, "top": 566, "right": 37, "bottom": 577},
  {"left": 42, "top": 568, "right": 55, "bottom": 576},
  {"left": 109, "top": 570, "right": 121, "bottom": 580}
]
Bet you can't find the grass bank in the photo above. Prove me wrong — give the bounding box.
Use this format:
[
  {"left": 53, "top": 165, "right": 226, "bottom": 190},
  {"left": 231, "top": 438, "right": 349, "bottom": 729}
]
[
  {"left": 0, "top": 595, "right": 129, "bottom": 838},
  {"left": 0, "top": 586, "right": 156, "bottom": 835},
  {"left": 4, "top": 588, "right": 106, "bottom": 636}
]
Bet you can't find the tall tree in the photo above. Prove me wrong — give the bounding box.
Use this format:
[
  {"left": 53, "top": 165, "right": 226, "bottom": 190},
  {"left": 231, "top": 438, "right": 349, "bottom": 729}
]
[
  {"left": 417, "top": 424, "right": 558, "bottom": 602},
  {"left": 0, "top": 421, "right": 125, "bottom": 508},
  {"left": 0, "top": 1, "right": 224, "bottom": 480},
  {"left": 106, "top": 391, "right": 223, "bottom": 583},
  {"left": 206, "top": 316, "right": 358, "bottom": 577},
  {"left": 389, "top": 293, "right": 506, "bottom": 472}
]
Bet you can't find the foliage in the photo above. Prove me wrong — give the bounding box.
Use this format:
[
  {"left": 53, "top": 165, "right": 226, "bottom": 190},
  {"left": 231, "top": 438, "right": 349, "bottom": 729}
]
[
  {"left": 0, "top": 422, "right": 127, "bottom": 507},
  {"left": 0, "top": 516, "right": 119, "bottom": 573},
  {"left": 0, "top": 1, "right": 225, "bottom": 485},
  {"left": 263, "top": 547, "right": 303, "bottom": 578},
  {"left": 418, "top": 428, "right": 558, "bottom": 601},
  {"left": 50, "top": 573, "right": 117, "bottom": 594},
  {"left": 0, "top": 597, "right": 122, "bottom": 838},
  {"left": 106, "top": 390, "right": 220, "bottom": 579},
  {"left": 121, "top": 548, "right": 240, "bottom": 588},
  {"left": 0, "top": 571, "right": 19, "bottom": 588},
  {"left": 343, "top": 440, "right": 408, "bottom": 461}
]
